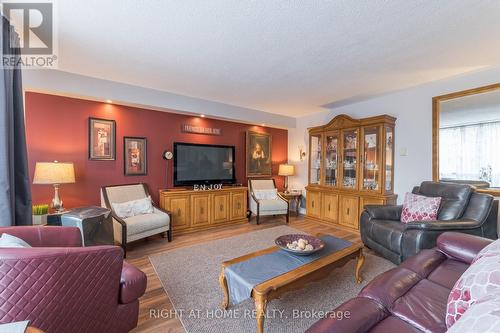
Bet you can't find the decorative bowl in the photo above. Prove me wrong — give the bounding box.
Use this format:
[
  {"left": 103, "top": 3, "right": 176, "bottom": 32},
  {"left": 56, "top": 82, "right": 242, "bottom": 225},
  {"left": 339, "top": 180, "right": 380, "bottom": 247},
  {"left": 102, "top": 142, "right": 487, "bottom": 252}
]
[{"left": 275, "top": 234, "right": 325, "bottom": 256}]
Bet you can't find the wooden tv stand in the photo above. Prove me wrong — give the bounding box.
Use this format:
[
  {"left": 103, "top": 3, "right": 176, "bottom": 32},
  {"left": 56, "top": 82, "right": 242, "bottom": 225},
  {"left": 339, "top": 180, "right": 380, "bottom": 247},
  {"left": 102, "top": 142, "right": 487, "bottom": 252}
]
[{"left": 159, "top": 187, "right": 248, "bottom": 235}]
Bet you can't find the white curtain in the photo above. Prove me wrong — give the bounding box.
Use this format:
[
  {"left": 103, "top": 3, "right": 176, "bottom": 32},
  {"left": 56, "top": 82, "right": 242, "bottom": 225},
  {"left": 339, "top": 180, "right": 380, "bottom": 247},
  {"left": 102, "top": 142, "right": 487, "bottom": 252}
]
[{"left": 440, "top": 121, "right": 500, "bottom": 187}]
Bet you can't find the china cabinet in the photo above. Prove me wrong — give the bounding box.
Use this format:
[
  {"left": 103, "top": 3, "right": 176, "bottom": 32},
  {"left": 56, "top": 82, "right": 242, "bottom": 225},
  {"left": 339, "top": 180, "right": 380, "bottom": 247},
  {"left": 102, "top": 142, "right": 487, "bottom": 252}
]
[{"left": 306, "top": 114, "right": 397, "bottom": 230}]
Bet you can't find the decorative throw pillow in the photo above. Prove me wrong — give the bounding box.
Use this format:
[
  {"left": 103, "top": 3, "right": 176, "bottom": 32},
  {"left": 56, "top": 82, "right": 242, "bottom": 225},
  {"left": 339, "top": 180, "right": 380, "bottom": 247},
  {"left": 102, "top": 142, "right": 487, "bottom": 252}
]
[
  {"left": 400, "top": 192, "right": 442, "bottom": 223},
  {"left": 472, "top": 238, "right": 500, "bottom": 264},
  {"left": 446, "top": 254, "right": 500, "bottom": 328},
  {"left": 112, "top": 196, "right": 154, "bottom": 219},
  {"left": 254, "top": 189, "right": 278, "bottom": 200},
  {"left": 446, "top": 291, "right": 500, "bottom": 332},
  {"left": 0, "top": 233, "right": 31, "bottom": 248}
]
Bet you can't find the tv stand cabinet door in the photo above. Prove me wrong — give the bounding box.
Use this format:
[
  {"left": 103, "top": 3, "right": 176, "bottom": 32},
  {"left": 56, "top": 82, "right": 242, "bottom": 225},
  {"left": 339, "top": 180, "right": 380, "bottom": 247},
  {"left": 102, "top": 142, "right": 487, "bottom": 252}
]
[
  {"left": 166, "top": 195, "right": 190, "bottom": 230},
  {"left": 191, "top": 194, "right": 211, "bottom": 226},
  {"left": 213, "top": 192, "right": 230, "bottom": 223},
  {"left": 231, "top": 191, "right": 247, "bottom": 220}
]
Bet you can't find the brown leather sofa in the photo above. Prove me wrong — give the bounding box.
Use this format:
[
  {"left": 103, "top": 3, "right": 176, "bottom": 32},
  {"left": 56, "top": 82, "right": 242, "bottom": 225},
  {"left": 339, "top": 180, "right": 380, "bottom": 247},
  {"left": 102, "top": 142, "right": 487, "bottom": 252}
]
[
  {"left": 361, "top": 181, "right": 497, "bottom": 264},
  {"left": 306, "top": 232, "right": 493, "bottom": 333}
]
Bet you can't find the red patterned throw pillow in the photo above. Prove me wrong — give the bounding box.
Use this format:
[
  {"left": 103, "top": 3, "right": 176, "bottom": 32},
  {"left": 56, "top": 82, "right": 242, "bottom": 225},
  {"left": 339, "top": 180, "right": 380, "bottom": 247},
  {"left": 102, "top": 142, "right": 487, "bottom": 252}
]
[
  {"left": 400, "top": 192, "right": 441, "bottom": 223},
  {"left": 446, "top": 254, "right": 500, "bottom": 328}
]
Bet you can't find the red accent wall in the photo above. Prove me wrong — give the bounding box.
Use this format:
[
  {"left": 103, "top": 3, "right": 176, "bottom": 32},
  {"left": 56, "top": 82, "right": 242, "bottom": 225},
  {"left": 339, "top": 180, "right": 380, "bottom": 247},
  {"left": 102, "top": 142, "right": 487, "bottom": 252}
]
[{"left": 25, "top": 92, "right": 288, "bottom": 208}]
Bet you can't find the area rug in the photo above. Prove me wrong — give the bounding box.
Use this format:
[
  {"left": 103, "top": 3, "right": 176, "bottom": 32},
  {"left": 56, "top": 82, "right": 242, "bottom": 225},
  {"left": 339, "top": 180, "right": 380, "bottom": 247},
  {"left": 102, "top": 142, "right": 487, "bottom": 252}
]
[{"left": 149, "top": 226, "right": 395, "bottom": 333}]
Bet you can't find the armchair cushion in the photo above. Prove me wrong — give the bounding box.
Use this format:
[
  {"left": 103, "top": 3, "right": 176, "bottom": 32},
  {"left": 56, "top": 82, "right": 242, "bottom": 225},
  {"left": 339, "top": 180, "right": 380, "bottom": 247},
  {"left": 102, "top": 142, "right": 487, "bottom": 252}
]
[
  {"left": 258, "top": 199, "right": 288, "bottom": 212},
  {"left": 124, "top": 211, "right": 170, "bottom": 237},
  {"left": 415, "top": 181, "right": 472, "bottom": 220},
  {"left": 120, "top": 262, "right": 147, "bottom": 304},
  {"left": 400, "top": 192, "right": 441, "bottom": 223}
]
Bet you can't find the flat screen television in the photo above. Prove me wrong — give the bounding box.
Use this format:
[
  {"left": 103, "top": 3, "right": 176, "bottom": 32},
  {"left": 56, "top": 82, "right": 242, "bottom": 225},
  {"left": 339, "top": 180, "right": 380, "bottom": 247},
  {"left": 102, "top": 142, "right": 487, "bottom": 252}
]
[{"left": 173, "top": 142, "right": 236, "bottom": 186}]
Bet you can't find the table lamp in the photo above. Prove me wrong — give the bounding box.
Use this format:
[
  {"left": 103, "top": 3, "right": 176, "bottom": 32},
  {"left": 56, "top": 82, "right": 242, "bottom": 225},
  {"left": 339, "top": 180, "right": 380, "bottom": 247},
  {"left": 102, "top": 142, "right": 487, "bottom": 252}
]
[
  {"left": 33, "top": 161, "right": 75, "bottom": 213},
  {"left": 278, "top": 164, "right": 295, "bottom": 194}
]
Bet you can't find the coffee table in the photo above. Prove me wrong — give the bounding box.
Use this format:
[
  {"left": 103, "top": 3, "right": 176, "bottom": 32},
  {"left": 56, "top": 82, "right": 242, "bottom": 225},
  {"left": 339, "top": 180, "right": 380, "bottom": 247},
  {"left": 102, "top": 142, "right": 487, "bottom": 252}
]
[{"left": 219, "top": 235, "right": 364, "bottom": 333}]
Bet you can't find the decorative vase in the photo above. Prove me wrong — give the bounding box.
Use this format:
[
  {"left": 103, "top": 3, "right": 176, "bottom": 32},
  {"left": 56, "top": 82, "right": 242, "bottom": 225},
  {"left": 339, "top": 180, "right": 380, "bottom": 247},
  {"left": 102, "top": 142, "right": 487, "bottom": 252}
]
[{"left": 32, "top": 214, "right": 48, "bottom": 225}]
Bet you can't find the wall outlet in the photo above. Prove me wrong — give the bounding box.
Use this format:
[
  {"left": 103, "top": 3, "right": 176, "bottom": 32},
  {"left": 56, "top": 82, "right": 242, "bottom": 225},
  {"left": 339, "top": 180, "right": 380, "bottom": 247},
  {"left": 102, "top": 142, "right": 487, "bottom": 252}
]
[{"left": 400, "top": 148, "right": 408, "bottom": 156}]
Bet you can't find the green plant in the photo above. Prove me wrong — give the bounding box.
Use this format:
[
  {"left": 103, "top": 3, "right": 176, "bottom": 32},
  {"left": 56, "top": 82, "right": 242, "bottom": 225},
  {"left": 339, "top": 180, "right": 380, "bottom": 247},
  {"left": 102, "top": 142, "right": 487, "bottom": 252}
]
[{"left": 32, "top": 204, "right": 49, "bottom": 215}]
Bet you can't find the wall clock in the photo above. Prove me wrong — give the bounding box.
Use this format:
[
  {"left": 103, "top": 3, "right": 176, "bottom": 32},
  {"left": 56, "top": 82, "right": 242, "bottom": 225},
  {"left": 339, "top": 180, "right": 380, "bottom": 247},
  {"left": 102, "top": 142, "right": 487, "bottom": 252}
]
[{"left": 163, "top": 151, "right": 173, "bottom": 160}]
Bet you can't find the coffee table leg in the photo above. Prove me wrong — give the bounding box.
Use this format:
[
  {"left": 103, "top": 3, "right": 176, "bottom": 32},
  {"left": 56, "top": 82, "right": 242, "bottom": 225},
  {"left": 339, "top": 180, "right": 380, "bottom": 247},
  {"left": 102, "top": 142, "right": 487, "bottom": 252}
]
[
  {"left": 219, "top": 267, "right": 229, "bottom": 309},
  {"left": 255, "top": 294, "right": 267, "bottom": 333},
  {"left": 355, "top": 249, "right": 365, "bottom": 284}
]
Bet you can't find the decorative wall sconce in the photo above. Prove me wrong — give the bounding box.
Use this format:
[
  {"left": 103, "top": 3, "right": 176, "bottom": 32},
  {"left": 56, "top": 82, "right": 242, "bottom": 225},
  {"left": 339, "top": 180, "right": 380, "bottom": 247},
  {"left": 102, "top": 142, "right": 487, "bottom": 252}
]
[{"left": 299, "top": 146, "right": 307, "bottom": 161}]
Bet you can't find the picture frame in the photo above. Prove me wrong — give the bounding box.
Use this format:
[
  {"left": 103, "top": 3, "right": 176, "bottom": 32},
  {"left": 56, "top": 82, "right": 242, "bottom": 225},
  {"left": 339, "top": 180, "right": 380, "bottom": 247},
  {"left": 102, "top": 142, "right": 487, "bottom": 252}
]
[
  {"left": 124, "top": 137, "right": 147, "bottom": 176},
  {"left": 246, "top": 131, "right": 272, "bottom": 177},
  {"left": 88, "top": 117, "right": 116, "bottom": 160}
]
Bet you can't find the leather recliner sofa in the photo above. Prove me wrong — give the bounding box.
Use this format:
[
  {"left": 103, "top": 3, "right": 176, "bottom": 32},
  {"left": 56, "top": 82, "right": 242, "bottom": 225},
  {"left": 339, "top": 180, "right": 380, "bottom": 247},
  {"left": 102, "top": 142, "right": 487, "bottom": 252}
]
[
  {"left": 307, "top": 232, "right": 494, "bottom": 333},
  {"left": 0, "top": 226, "right": 147, "bottom": 333},
  {"left": 360, "top": 181, "right": 497, "bottom": 264}
]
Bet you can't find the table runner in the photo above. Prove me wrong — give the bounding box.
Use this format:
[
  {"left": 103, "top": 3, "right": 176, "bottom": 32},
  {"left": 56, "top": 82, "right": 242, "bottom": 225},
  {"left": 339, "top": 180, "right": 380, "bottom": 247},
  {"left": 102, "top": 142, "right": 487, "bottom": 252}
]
[{"left": 224, "top": 235, "right": 352, "bottom": 305}]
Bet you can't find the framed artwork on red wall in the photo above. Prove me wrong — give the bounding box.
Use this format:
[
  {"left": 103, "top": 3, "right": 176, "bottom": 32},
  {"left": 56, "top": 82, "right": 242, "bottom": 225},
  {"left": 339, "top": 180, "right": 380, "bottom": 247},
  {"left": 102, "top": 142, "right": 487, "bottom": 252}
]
[
  {"left": 124, "top": 137, "right": 147, "bottom": 176},
  {"left": 88, "top": 117, "right": 116, "bottom": 160},
  {"left": 246, "top": 131, "right": 272, "bottom": 177}
]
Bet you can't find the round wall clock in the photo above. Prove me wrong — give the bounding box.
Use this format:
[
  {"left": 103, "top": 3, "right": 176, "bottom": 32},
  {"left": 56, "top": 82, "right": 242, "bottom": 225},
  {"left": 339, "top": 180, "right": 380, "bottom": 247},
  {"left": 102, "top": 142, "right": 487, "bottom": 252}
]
[{"left": 163, "top": 151, "right": 173, "bottom": 160}]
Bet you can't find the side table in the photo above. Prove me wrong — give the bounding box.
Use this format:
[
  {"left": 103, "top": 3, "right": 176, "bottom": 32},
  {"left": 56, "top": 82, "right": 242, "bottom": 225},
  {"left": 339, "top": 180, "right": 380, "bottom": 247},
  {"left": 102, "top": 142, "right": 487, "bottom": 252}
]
[{"left": 279, "top": 192, "right": 302, "bottom": 216}]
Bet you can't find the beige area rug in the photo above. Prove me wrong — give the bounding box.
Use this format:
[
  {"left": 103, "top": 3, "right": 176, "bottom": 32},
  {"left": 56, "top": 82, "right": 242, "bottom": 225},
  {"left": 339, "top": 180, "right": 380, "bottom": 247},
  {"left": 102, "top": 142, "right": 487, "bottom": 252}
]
[{"left": 149, "top": 226, "right": 395, "bottom": 333}]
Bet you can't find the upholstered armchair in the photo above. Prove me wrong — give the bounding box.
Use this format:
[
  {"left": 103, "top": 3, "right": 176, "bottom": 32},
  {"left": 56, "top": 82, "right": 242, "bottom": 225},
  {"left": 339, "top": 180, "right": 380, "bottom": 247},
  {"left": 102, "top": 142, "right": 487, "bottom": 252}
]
[
  {"left": 361, "top": 181, "right": 498, "bottom": 264},
  {"left": 0, "top": 226, "right": 146, "bottom": 333},
  {"left": 101, "top": 183, "right": 172, "bottom": 256},
  {"left": 248, "top": 179, "right": 289, "bottom": 224}
]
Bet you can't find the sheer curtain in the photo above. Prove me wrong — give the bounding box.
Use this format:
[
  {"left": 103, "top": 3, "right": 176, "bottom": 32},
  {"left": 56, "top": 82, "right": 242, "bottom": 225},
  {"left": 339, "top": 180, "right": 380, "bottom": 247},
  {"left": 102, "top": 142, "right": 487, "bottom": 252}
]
[{"left": 440, "top": 121, "right": 500, "bottom": 187}]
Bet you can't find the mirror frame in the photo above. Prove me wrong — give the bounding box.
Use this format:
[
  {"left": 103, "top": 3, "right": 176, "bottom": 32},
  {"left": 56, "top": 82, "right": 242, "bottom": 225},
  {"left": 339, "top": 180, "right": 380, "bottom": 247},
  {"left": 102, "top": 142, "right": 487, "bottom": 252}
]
[{"left": 432, "top": 82, "right": 500, "bottom": 196}]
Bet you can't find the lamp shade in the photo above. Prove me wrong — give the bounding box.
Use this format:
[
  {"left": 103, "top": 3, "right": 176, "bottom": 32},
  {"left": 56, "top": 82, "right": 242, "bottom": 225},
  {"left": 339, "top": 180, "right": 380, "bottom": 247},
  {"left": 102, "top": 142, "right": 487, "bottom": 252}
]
[
  {"left": 278, "top": 164, "right": 295, "bottom": 176},
  {"left": 33, "top": 162, "right": 75, "bottom": 184}
]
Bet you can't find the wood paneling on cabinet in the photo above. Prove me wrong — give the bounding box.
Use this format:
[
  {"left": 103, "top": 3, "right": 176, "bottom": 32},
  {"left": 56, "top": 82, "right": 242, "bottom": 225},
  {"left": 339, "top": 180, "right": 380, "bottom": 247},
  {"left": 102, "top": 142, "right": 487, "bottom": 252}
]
[
  {"left": 306, "top": 114, "right": 397, "bottom": 231},
  {"left": 160, "top": 187, "right": 248, "bottom": 235}
]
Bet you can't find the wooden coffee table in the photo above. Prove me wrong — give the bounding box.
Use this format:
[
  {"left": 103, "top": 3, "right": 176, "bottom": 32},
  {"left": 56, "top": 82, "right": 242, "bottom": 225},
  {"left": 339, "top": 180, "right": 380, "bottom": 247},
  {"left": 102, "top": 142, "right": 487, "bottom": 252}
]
[{"left": 219, "top": 236, "right": 364, "bottom": 333}]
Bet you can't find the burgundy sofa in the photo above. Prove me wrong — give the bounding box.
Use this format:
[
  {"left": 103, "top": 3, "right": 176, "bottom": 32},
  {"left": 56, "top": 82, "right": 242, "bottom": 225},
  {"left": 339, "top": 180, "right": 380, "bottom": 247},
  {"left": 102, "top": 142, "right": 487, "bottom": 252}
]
[
  {"left": 0, "top": 226, "right": 147, "bottom": 333},
  {"left": 307, "top": 232, "right": 494, "bottom": 333}
]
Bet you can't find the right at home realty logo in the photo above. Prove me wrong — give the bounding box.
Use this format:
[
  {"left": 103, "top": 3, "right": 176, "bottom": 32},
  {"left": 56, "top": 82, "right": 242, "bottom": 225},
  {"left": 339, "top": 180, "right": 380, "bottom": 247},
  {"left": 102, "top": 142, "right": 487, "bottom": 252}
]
[{"left": 1, "top": 0, "right": 58, "bottom": 68}]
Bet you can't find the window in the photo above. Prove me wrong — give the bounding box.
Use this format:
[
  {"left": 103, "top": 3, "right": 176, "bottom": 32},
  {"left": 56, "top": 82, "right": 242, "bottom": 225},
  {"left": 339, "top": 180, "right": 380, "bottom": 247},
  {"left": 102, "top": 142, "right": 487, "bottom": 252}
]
[{"left": 440, "top": 121, "right": 500, "bottom": 187}]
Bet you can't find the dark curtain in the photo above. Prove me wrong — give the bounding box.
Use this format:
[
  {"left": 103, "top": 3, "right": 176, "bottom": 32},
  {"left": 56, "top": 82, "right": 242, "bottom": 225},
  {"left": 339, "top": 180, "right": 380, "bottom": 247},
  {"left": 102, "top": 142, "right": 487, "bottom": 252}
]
[{"left": 0, "top": 17, "right": 32, "bottom": 226}]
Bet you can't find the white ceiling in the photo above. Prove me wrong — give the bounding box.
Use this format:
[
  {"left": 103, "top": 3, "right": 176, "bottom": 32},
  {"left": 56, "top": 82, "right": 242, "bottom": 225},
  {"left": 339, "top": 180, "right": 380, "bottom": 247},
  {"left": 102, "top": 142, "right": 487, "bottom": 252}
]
[{"left": 55, "top": 0, "right": 500, "bottom": 117}]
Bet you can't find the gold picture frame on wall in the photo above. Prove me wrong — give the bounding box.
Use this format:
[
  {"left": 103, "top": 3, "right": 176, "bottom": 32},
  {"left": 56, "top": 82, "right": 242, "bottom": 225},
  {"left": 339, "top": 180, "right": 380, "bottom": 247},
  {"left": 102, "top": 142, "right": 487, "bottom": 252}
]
[{"left": 246, "top": 131, "right": 272, "bottom": 177}]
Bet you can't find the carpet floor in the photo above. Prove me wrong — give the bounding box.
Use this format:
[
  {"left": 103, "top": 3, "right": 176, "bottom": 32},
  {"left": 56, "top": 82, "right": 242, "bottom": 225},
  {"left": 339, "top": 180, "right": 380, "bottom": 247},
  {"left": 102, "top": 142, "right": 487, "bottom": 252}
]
[{"left": 149, "top": 225, "right": 395, "bottom": 333}]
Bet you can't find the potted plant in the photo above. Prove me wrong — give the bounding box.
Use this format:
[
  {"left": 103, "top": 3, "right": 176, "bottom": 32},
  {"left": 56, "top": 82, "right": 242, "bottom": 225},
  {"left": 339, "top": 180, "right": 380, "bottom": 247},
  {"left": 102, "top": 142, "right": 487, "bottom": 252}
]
[{"left": 32, "top": 204, "right": 49, "bottom": 225}]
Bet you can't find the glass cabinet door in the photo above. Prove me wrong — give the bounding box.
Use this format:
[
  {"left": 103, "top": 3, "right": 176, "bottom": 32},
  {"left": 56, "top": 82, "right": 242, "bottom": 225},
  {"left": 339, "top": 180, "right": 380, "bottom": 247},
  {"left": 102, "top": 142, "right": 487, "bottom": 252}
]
[
  {"left": 362, "top": 126, "right": 381, "bottom": 191},
  {"left": 309, "top": 133, "right": 322, "bottom": 185},
  {"left": 341, "top": 129, "right": 358, "bottom": 189},
  {"left": 324, "top": 132, "right": 339, "bottom": 186},
  {"left": 385, "top": 126, "right": 394, "bottom": 192}
]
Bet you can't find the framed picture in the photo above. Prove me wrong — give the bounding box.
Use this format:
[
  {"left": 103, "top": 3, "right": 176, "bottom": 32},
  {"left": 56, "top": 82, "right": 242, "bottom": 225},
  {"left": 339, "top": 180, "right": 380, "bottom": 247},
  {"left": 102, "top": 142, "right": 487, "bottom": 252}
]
[
  {"left": 246, "top": 131, "right": 272, "bottom": 177},
  {"left": 89, "top": 118, "right": 116, "bottom": 160},
  {"left": 124, "top": 137, "right": 147, "bottom": 176}
]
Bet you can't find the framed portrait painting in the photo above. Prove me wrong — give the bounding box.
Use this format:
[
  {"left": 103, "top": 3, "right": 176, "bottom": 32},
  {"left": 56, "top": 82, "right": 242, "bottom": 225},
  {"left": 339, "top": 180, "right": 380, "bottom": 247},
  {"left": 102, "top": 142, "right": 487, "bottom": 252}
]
[
  {"left": 246, "top": 131, "right": 272, "bottom": 177},
  {"left": 124, "top": 137, "right": 147, "bottom": 176},
  {"left": 89, "top": 118, "right": 116, "bottom": 160}
]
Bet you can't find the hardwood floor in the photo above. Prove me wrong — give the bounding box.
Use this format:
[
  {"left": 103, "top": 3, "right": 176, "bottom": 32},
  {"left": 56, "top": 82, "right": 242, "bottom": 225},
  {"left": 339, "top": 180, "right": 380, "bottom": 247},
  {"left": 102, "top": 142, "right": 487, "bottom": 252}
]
[{"left": 126, "top": 216, "right": 360, "bottom": 333}]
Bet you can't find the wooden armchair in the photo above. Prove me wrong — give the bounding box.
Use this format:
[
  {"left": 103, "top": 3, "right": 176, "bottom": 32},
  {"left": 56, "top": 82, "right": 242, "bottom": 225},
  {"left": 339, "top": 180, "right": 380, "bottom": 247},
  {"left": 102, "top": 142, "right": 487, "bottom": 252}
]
[
  {"left": 248, "top": 179, "right": 289, "bottom": 225},
  {"left": 101, "top": 183, "right": 172, "bottom": 256}
]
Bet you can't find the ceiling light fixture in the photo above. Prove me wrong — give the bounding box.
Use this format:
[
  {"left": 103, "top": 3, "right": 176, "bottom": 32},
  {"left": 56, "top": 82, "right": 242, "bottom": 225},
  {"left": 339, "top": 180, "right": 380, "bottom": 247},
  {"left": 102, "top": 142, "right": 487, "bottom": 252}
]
[
  {"left": 200, "top": 114, "right": 205, "bottom": 118},
  {"left": 105, "top": 99, "right": 113, "bottom": 104}
]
